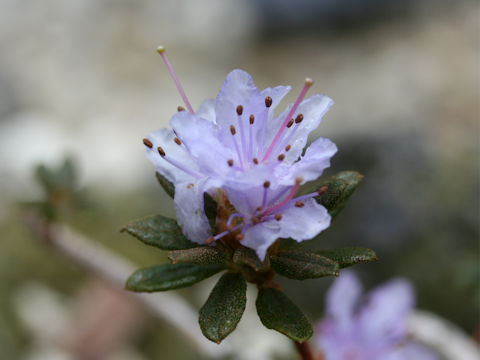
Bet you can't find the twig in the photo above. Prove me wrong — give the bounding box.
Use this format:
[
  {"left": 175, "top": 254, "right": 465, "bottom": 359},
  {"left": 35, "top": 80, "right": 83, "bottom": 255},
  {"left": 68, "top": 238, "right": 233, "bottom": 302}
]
[
  {"left": 294, "top": 340, "right": 315, "bottom": 360},
  {"left": 23, "top": 212, "right": 229, "bottom": 358}
]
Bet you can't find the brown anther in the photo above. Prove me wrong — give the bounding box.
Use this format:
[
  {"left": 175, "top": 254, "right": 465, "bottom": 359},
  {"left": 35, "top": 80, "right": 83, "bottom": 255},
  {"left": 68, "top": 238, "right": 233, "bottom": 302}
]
[
  {"left": 295, "top": 114, "right": 304, "bottom": 123},
  {"left": 226, "top": 224, "right": 233, "bottom": 231},
  {"left": 252, "top": 216, "right": 261, "bottom": 225},
  {"left": 274, "top": 213, "right": 283, "bottom": 221},
  {"left": 317, "top": 185, "right": 328, "bottom": 196},
  {"left": 177, "top": 106, "right": 185, "bottom": 112},
  {"left": 256, "top": 206, "right": 263, "bottom": 212},
  {"left": 263, "top": 181, "right": 271, "bottom": 188},
  {"left": 249, "top": 114, "right": 255, "bottom": 124},
  {"left": 227, "top": 159, "right": 234, "bottom": 167},
  {"left": 157, "top": 146, "right": 166, "bottom": 156},
  {"left": 285, "top": 144, "right": 291, "bottom": 152},
  {"left": 286, "top": 119, "right": 294, "bottom": 128},
  {"left": 253, "top": 158, "right": 259, "bottom": 165},
  {"left": 205, "top": 236, "right": 215, "bottom": 245},
  {"left": 174, "top": 137, "right": 182, "bottom": 145},
  {"left": 295, "top": 176, "right": 304, "bottom": 185},
  {"left": 295, "top": 201, "right": 305, "bottom": 208},
  {"left": 143, "top": 138, "right": 153, "bottom": 148},
  {"left": 265, "top": 96, "right": 273, "bottom": 108},
  {"left": 236, "top": 105, "right": 243, "bottom": 115},
  {"left": 278, "top": 154, "right": 285, "bottom": 161},
  {"left": 230, "top": 125, "right": 236, "bottom": 135},
  {"left": 235, "top": 233, "right": 245, "bottom": 241},
  {"left": 187, "top": 183, "right": 194, "bottom": 189}
]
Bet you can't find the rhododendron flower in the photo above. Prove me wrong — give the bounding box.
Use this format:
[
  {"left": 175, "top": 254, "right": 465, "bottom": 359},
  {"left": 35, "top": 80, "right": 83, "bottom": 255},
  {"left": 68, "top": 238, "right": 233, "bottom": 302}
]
[
  {"left": 143, "top": 47, "right": 336, "bottom": 259},
  {"left": 316, "top": 271, "right": 438, "bottom": 360}
]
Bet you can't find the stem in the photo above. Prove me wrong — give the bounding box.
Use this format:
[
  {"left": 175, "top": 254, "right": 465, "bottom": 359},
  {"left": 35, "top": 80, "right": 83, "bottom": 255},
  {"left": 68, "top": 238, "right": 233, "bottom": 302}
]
[{"left": 294, "top": 340, "right": 315, "bottom": 360}]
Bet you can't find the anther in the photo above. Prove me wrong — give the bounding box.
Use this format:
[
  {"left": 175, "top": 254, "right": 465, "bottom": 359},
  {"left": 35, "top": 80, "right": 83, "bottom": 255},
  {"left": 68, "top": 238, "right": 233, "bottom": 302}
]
[
  {"left": 278, "top": 154, "right": 285, "bottom": 161},
  {"left": 295, "top": 201, "right": 305, "bottom": 208},
  {"left": 157, "top": 146, "right": 166, "bottom": 157},
  {"left": 177, "top": 106, "right": 185, "bottom": 112},
  {"left": 264, "top": 181, "right": 271, "bottom": 188},
  {"left": 235, "top": 233, "right": 245, "bottom": 241},
  {"left": 236, "top": 105, "right": 243, "bottom": 116},
  {"left": 156, "top": 45, "right": 166, "bottom": 54},
  {"left": 230, "top": 125, "right": 236, "bottom": 135},
  {"left": 205, "top": 236, "right": 215, "bottom": 245},
  {"left": 286, "top": 119, "right": 294, "bottom": 128},
  {"left": 256, "top": 206, "right": 263, "bottom": 212},
  {"left": 252, "top": 216, "right": 261, "bottom": 225},
  {"left": 285, "top": 144, "right": 291, "bottom": 152},
  {"left": 274, "top": 213, "right": 283, "bottom": 221},
  {"left": 317, "top": 185, "right": 328, "bottom": 196},
  {"left": 249, "top": 114, "right": 255, "bottom": 124},
  {"left": 143, "top": 138, "right": 153, "bottom": 148},
  {"left": 174, "top": 137, "right": 182, "bottom": 145},
  {"left": 295, "top": 176, "right": 304, "bottom": 185},
  {"left": 253, "top": 158, "right": 259, "bottom": 165},
  {"left": 305, "top": 77, "right": 314, "bottom": 86},
  {"left": 227, "top": 159, "right": 234, "bottom": 167},
  {"left": 265, "top": 96, "right": 273, "bottom": 108},
  {"left": 295, "top": 114, "right": 304, "bottom": 124}
]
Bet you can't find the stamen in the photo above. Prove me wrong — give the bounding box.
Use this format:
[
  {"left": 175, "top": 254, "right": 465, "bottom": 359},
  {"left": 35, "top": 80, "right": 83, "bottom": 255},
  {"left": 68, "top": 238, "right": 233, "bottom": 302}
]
[
  {"left": 211, "top": 224, "right": 243, "bottom": 242},
  {"left": 249, "top": 114, "right": 255, "bottom": 124},
  {"left": 143, "top": 138, "right": 153, "bottom": 148},
  {"left": 262, "top": 178, "right": 302, "bottom": 216},
  {"left": 235, "top": 233, "right": 245, "bottom": 241},
  {"left": 157, "top": 146, "right": 166, "bottom": 157},
  {"left": 285, "top": 144, "right": 291, "bottom": 152},
  {"left": 248, "top": 114, "right": 254, "bottom": 160},
  {"left": 256, "top": 205, "right": 263, "bottom": 212},
  {"left": 230, "top": 124, "right": 244, "bottom": 167},
  {"left": 157, "top": 146, "right": 204, "bottom": 179},
  {"left": 295, "top": 114, "right": 304, "bottom": 123},
  {"left": 286, "top": 119, "right": 294, "bottom": 128},
  {"left": 174, "top": 137, "right": 182, "bottom": 145},
  {"left": 274, "top": 213, "right": 283, "bottom": 221},
  {"left": 278, "top": 154, "right": 285, "bottom": 161},
  {"left": 227, "top": 213, "right": 244, "bottom": 226},
  {"left": 295, "top": 201, "right": 305, "bottom": 208},
  {"left": 236, "top": 106, "right": 248, "bottom": 163},
  {"left": 265, "top": 96, "right": 273, "bottom": 107},
  {"left": 262, "top": 181, "right": 270, "bottom": 209},
  {"left": 227, "top": 159, "right": 234, "bottom": 167},
  {"left": 230, "top": 125, "right": 236, "bottom": 135},
  {"left": 206, "top": 236, "right": 215, "bottom": 245},
  {"left": 236, "top": 105, "right": 243, "bottom": 115},
  {"left": 177, "top": 106, "right": 185, "bottom": 112},
  {"left": 253, "top": 158, "right": 259, "bottom": 165},
  {"left": 156, "top": 46, "right": 194, "bottom": 114},
  {"left": 262, "top": 78, "right": 313, "bottom": 161}
]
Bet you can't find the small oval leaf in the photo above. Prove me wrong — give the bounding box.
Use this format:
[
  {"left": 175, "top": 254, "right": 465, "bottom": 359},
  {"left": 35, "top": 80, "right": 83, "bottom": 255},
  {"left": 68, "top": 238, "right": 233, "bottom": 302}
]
[
  {"left": 168, "top": 247, "right": 226, "bottom": 265},
  {"left": 316, "top": 247, "right": 378, "bottom": 268},
  {"left": 121, "top": 214, "right": 197, "bottom": 250},
  {"left": 126, "top": 263, "right": 223, "bottom": 292},
  {"left": 271, "top": 250, "right": 339, "bottom": 280},
  {"left": 199, "top": 272, "right": 247, "bottom": 343},
  {"left": 256, "top": 287, "right": 313, "bottom": 342}
]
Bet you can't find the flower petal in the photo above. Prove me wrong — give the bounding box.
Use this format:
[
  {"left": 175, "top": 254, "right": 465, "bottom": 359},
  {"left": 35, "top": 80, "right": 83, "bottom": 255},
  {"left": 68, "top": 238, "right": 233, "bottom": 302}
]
[
  {"left": 275, "top": 137, "right": 337, "bottom": 186},
  {"left": 241, "top": 220, "right": 281, "bottom": 261},
  {"left": 174, "top": 178, "right": 213, "bottom": 244},
  {"left": 145, "top": 128, "right": 200, "bottom": 183},
  {"left": 196, "top": 99, "right": 216, "bottom": 123},
  {"left": 170, "top": 111, "right": 234, "bottom": 177}
]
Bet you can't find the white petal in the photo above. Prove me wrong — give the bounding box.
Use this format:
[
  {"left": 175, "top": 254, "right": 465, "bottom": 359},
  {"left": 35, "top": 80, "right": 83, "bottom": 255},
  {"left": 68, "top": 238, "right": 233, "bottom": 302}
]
[
  {"left": 196, "top": 99, "right": 216, "bottom": 123},
  {"left": 241, "top": 221, "right": 281, "bottom": 261}
]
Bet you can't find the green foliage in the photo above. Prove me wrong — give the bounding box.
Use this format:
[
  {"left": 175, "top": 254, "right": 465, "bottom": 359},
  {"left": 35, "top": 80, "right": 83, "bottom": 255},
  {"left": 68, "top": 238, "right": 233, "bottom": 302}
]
[
  {"left": 126, "top": 263, "right": 224, "bottom": 292},
  {"left": 271, "top": 250, "right": 339, "bottom": 280},
  {"left": 316, "top": 247, "right": 378, "bottom": 268},
  {"left": 233, "top": 246, "right": 270, "bottom": 272},
  {"left": 256, "top": 287, "right": 313, "bottom": 342},
  {"left": 199, "top": 273, "right": 247, "bottom": 343},
  {"left": 121, "top": 214, "right": 197, "bottom": 250},
  {"left": 203, "top": 192, "right": 217, "bottom": 229},
  {"left": 155, "top": 172, "right": 175, "bottom": 198},
  {"left": 300, "top": 171, "right": 363, "bottom": 218},
  {"left": 168, "top": 247, "right": 226, "bottom": 265}
]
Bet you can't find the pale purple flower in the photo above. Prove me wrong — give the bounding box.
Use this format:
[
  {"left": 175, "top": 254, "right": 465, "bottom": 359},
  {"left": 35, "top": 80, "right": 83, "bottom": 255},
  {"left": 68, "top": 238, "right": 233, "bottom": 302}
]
[
  {"left": 143, "top": 47, "right": 336, "bottom": 259},
  {"left": 316, "top": 271, "right": 438, "bottom": 360}
]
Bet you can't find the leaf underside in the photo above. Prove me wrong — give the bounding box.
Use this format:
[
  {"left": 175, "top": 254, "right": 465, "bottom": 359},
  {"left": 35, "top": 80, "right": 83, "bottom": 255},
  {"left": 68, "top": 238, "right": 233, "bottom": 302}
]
[{"left": 271, "top": 250, "right": 339, "bottom": 280}]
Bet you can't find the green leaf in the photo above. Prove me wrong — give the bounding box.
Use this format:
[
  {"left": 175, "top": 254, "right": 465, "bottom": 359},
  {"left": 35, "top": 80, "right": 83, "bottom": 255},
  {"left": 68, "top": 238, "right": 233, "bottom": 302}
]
[
  {"left": 204, "top": 192, "right": 217, "bottom": 229},
  {"left": 256, "top": 287, "right": 313, "bottom": 342},
  {"left": 155, "top": 172, "right": 175, "bottom": 198},
  {"left": 168, "top": 247, "right": 226, "bottom": 265},
  {"left": 316, "top": 247, "right": 378, "bottom": 268},
  {"left": 199, "top": 272, "right": 247, "bottom": 343},
  {"left": 126, "top": 263, "right": 223, "bottom": 292},
  {"left": 300, "top": 171, "right": 363, "bottom": 218},
  {"left": 233, "top": 247, "right": 270, "bottom": 272},
  {"left": 270, "top": 250, "right": 339, "bottom": 280},
  {"left": 121, "top": 214, "right": 197, "bottom": 250}
]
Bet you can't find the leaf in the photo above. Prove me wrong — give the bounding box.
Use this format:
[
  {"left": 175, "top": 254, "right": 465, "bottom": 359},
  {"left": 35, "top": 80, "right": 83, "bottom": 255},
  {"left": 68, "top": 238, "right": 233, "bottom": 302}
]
[
  {"left": 233, "top": 246, "right": 270, "bottom": 272},
  {"left": 204, "top": 192, "right": 217, "bottom": 229},
  {"left": 256, "top": 287, "right": 313, "bottom": 342},
  {"left": 168, "top": 247, "right": 226, "bottom": 265},
  {"left": 121, "top": 214, "right": 197, "bottom": 250},
  {"left": 300, "top": 171, "right": 364, "bottom": 218},
  {"left": 126, "top": 263, "right": 223, "bottom": 292},
  {"left": 316, "top": 247, "right": 378, "bottom": 269},
  {"left": 155, "top": 172, "right": 175, "bottom": 198},
  {"left": 199, "top": 272, "right": 247, "bottom": 343},
  {"left": 270, "top": 250, "right": 339, "bottom": 280}
]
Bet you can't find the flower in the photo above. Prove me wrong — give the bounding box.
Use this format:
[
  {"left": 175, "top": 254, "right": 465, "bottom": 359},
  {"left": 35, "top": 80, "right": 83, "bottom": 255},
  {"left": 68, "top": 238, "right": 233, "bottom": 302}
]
[
  {"left": 143, "top": 47, "right": 337, "bottom": 259},
  {"left": 315, "top": 271, "right": 438, "bottom": 360}
]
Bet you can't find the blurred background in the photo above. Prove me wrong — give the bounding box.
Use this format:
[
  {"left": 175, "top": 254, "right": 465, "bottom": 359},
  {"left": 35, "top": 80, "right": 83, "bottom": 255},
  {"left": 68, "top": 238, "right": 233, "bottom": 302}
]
[{"left": 0, "top": 0, "right": 478, "bottom": 359}]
